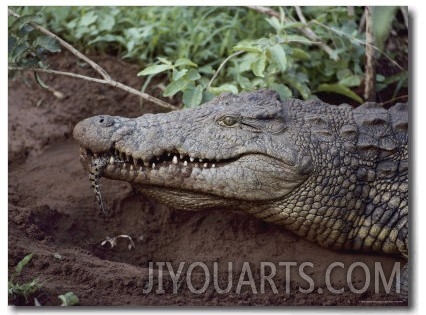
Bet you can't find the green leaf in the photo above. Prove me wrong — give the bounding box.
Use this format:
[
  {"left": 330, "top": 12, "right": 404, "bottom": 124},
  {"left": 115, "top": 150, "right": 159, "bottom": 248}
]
[
  {"left": 201, "top": 90, "right": 216, "bottom": 103},
  {"left": 251, "top": 52, "right": 266, "bottom": 77},
  {"left": 233, "top": 41, "right": 263, "bottom": 54},
  {"left": 338, "top": 75, "right": 361, "bottom": 87},
  {"left": 34, "top": 36, "right": 61, "bottom": 53},
  {"left": 59, "top": 292, "right": 79, "bottom": 306},
  {"left": 157, "top": 57, "right": 172, "bottom": 65},
  {"left": 238, "top": 53, "right": 258, "bottom": 72},
  {"left": 9, "top": 14, "right": 40, "bottom": 33},
  {"left": 284, "top": 34, "right": 312, "bottom": 44},
  {"left": 271, "top": 83, "right": 292, "bottom": 100},
  {"left": 198, "top": 65, "right": 214, "bottom": 75},
  {"left": 316, "top": 83, "right": 363, "bottom": 103},
  {"left": 65, "top": 19, "right": 77, "bottom": 31},
  {"left": 137, "top": 64, "right": 173, "bottom": 76},
  {"left": 88, "top": 34, "right": 120, "bottom": 44},
  {"left": 283, "top": 77, "right": 310, "bottom": 100},
  {"left": 79, "top": 11, "right": 97, "bottom": 27},
  {"left": 290, "top": 48, "right": 310, "bottom": 60},
  {"left": 265, "top": 17, "right": 282, "bottom": 32},
  {"left": 336, "top": 68, "right": 352, "bottom": 81},
  {"left": 98, "top": 14, "right": 115, "bottom": 31},
  {"left": 187, "top": 69, "right": 201, "bottom": 81},
  {"left": 172, "top": 68, "right": 188, "bottom": 81},
  {"left": 183, "top": 85, "right": 203, "bottom": 107},
  {"left": 163, "top": 78, "right": 188, "bottom": 97},
  {"left": 18, "top": 24, "right": 34, "bottom": 37},
  {"left": 209, "top": 84, "right": 238, "bottom": 95},
  {"left": 10, "top": 42, "right": 31, "bottom": 62},
  {"left": 372, "top": 7, "right": 398, "bottom": 50},
  {"left": 268, "top": 44, "right": 287, "bottom": 72},
  {"left": 281, "top": 21, "right": 305, "bottom": 30},
  {"left": 174, "top": 58, "right": 197, "bottom": 68},
  {"left": 376, "top": 74, "right": 386, "bottom": 83},
  {"left": 15, "top": 253, "right": 34, "bottom": 276}
]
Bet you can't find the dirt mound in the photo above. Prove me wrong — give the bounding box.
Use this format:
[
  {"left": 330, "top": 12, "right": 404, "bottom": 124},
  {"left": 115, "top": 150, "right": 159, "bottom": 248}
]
[{"left": 8, "top": 52, "right": 405, "bottom": 306}]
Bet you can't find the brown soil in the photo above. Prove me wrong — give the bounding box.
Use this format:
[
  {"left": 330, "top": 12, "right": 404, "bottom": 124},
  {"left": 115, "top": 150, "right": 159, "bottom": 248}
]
[{"left": 8, "top": 52, "right": 406, "bottom": 306}]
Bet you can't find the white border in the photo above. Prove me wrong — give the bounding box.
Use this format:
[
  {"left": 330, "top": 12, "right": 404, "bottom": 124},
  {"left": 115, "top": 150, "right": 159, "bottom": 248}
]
[{"left": 3, "top": 2, "right": 424, "bottom": 315}]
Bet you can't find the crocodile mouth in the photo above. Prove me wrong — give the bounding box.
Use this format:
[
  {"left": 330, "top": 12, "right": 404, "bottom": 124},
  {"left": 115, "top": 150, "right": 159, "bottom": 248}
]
[
  {"left": 79, "top": 144, "right": 307, "bottom": 215},
  {"left": 79, "top": 146, "right": 248, "bottom": 215},
  {"left": 79, "top": 146, "right": 237, "bottom": 171}
]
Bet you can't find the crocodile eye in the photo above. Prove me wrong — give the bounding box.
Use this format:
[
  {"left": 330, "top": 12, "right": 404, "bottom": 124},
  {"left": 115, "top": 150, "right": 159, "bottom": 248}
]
[
  {"left": 97, "top": 115, "right": 114, "bottom": 127},
  {"left": 218, "top": 116, "right": 238, "bottom": 127}
]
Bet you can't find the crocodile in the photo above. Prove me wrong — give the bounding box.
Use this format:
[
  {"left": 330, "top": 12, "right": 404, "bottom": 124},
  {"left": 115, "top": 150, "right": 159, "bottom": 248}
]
[{"left": 73, "top": 89, "right": 408, "bottom": 294}]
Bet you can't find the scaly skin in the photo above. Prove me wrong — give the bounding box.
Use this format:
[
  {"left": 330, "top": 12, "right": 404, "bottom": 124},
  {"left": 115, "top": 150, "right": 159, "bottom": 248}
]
[{"left": 73, "top": 89, "right": 408, "bottom": 262}]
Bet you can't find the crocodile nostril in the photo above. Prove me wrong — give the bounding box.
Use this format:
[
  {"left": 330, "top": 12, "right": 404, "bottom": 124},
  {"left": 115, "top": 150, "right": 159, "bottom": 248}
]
[{"left": 99, "top": 118, "right": 104, "bottom": 123}]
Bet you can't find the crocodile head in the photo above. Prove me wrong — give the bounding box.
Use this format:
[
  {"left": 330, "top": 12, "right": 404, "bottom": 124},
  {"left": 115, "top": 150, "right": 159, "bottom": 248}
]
[{"left": 73, "top": 90, "right": 314, "bottom": 211}]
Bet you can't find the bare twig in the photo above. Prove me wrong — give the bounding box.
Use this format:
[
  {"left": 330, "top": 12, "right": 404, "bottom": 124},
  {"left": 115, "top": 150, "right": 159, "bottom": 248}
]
[
  {"left": 400, "top": 6, "right": 409, "bottom": 29},
  {"left": 379, "top": 94, "right": 408, "bottom": 106},
  {"left": 248, "top": 6, "right": 339, "bottom": 61},
  {"left": 358, "top": 8, "right": 367, "bottom": 32},
  {"left": 248, "top": 5, "right": 280, "bottom": 18},
  {"left": 8, "top": 9, "right": 176, "bottom": 111},
  {"left": 8, "top": 67, "right": 177, "bottom": 110},
  {"left": 364, "top": 6, "right": 376, "bottom": 101},
  {"left": 364, "top": 7, "right": 376, "bottom": 101},
  {"left": 208, "top": 51, "right": 244, "bottom": 88},
  {"left": 294, "top": 6, "right": 307, "bottom": 23}
]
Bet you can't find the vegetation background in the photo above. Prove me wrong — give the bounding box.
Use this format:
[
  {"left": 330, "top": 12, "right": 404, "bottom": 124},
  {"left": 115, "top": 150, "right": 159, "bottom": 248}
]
[{"left": 9, "top": 6, "right": 408, "bottom": 109}]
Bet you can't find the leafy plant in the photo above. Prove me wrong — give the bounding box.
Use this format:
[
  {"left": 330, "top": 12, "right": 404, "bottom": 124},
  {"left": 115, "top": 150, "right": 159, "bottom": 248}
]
[
  {"left": 8, "top": 253, "right": 41, "bottom": 303},
  {"left": 10, "top": 6, "right": 408, "bottom": 107},
  {"left": 8, "top": 11, "right": 60, "bottom": 73}
]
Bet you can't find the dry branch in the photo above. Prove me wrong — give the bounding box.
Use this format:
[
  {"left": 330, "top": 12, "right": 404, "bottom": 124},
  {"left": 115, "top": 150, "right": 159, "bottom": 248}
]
[{"left": 364, "top": 6, "right": 376, "bottom": 101}]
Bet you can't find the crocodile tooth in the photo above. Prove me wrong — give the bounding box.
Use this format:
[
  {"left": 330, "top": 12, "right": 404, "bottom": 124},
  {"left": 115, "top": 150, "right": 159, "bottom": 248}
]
[
  {"left": 172, "top": 156, "right": 178, "bottom": 164},
  {"left": 143, "top": 160, "right": 149, "bottom": 167},
  {"left": 130, "top": 165, "right": 134, "bottom": 171},
  {"left": 212, "top": 164, "right": 216, "bottom": 168},
  {"left": 194, "top": 163, "right": 199, "bottom": 168},
  {"left": 168, "top": 152, "right": 171, "bottom": 156},
  {"left": 123, "top": 162, "right": 127, "bottom": 168},
  {"left": 183, "top": 160, "right": 188, "bottom": 167},
  {"left": 152, "top": 162, "right": 156, "bottom": 169},
  {"left": 203, "top": 163, "right": 208, "bottom": 168},
  {"left": 199, "top": 158, "right": 203, "bottom": 163},
  {"left": 109, "top": 156, "right": 115, "bottom": 164},
  {"left": 190, "top": 157, "right": 195, "bottom": 162},
  {"left": 139, "top": 166, "right": 143, "bottom": 171},
  {"left": 180, "top": 154, "right": 184, "bottom": 159}
]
